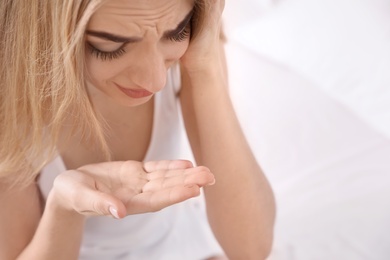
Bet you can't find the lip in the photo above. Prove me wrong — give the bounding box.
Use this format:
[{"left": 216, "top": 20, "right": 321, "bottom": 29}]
[{"left": 115, "top": 84, "right": 153, "bottom": 99}]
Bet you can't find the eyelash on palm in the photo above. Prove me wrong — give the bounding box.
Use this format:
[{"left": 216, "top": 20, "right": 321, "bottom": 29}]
[{"left": 88, "top": 26, "right": 191, "bottom": 62}]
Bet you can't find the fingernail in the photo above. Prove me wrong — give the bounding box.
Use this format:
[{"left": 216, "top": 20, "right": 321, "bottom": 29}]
[
  {"left": 208, "top": 179, "right": 216, "bottom": 186},
  {"left": 109, "top": 206, "right": 120, "bottom": 219}
]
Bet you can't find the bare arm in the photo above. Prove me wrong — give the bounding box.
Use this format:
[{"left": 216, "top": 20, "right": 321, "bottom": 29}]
[
  {"left": 0, "top": 180, "right": 89, "bottom": 260},
  {"left": 0, "top": 182, "right": 43, "bottom": 260},
  {"left": 180, "top": 56, "right": 275, "bottom": 259},
  {"left": 16, "top": 190, "right": 86, "bottom": 260},
  {"left": 0, "top": 160, "right": 215, "bottom": 259},
  {"left": 179, "top": 1, "right": 276, "bottom": 259}
]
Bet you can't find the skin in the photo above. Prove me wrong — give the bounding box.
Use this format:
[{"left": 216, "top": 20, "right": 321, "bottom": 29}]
[
  {"left": 84, "top": 0, "right": 193, "bottom": 108},
  {"left": 0, "top": 0, "right": 276, "bottom": 259}
]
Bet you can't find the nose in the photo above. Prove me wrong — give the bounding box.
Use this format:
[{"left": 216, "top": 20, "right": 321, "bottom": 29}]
[{"left": 127, "top": 44, "right": 167, "bottom": 93}]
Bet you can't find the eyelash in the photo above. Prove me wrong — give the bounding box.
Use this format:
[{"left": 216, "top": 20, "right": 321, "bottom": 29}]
[
  {"left": 87, "top": 43, "right": 126, "bottom": 61},
  {"left": 87, "top": 24, "right": 191, "bottom": 62},
  {"left": 167, "top": 24, "right": 191, "bottom": 42}
]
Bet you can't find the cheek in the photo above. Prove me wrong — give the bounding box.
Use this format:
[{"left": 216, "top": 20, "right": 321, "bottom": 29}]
[{"left": 85, "top": 54, "right": 124, "bottom": 85}]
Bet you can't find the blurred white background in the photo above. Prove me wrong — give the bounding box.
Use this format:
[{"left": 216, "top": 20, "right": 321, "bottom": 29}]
[{"left": 222, "top": 0, "right": 390, "bottom": 259}]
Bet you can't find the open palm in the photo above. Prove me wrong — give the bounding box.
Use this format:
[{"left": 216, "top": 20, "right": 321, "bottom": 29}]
[{"left": 52, "top": 160, "right": 215, "bottom": 219}]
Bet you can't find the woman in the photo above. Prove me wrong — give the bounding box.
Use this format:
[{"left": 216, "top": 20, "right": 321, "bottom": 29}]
[{"left": 0, "top": 0, "right": 275, "bottom": 259}]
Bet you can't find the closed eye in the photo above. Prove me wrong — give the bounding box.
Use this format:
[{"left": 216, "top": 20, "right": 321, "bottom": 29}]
[
  {"left": 166, "top": 23, "right": 191, "bottom": 42},
  {"left": 87, "top": 42, "right": 127, "bottom": 61},
  {"left": 163, "top": 9, "right": 193, "bottom": 42},
  {"left": 85, "top": 8, "right": 194, "bottom": 61}
]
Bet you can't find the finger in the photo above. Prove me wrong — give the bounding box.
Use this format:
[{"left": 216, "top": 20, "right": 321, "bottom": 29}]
[
  {"left": 143, "top": 166, "right": 215, "bottom": 192},
  {"left": 146, "top": 164, "right": 207, "bottom": 180},
  {"left": 143, "top": 160, "right": 193, "bottom": 172},
  {"left": 125, "top": 185, "right": 201, "bottom": 215},
  {"left": 72, "top": 187, "right": 126, "bottom": 219}
]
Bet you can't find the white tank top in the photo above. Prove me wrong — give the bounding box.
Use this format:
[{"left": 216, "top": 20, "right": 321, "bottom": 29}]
[{"left": 38, "top": 65, "right": 223, "bottom": 260}]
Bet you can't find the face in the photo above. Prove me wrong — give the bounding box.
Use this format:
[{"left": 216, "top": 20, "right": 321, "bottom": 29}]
[{"left": 85, "top": 0, "right": 194, "bottom": 107}]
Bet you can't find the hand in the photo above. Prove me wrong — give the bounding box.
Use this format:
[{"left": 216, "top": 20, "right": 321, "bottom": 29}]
[
  {"left": 50, "top": 160, "right": 215, "bottom": 219},
  {"left": 180, "top": 0, "right": 225, "bottom": 74}
]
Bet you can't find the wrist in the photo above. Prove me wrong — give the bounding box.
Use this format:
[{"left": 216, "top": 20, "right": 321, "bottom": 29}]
[
  {"left": 180, "top": 64, "right": 227, "bottom": 94},
  {"left": 46, "top": 188, "right": 85, "bottom": 221},
  {"left": 180, "top": 41, "right": 227, "bottom": 88},
  {"left": 181, "top": 55, "right": 221, "bottom": 76}
]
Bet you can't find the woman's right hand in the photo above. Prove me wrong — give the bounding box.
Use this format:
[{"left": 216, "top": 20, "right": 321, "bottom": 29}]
[{"left": 49, "top": 160, "right": 215, "bottom": 219}]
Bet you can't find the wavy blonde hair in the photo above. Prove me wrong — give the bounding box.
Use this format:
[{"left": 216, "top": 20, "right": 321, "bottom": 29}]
[
  {"left": 0, "top": 0, "right": 107, "bottom": 187},
  {"left": 0, "top": 0, "right": 207, "bottom": 188}
]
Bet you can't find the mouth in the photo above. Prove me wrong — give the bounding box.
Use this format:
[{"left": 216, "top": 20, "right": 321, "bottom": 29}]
[{"left": 115, "top": 83, "right": 153, "bottom": 99}]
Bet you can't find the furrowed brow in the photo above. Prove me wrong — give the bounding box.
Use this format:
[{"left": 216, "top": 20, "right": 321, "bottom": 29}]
[
  {"left": 86, "top": 8, "right": 194, "bottom": 43},
  {"left": 86, "top": 30, "right": 142, "bottom": 43},
  {"left": 163, "top": 8, "right": 194, "bottom": 38}
]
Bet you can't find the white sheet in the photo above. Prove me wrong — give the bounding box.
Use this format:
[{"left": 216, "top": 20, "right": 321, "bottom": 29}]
[
  {"left": 223, "top": 1, "right": 390, "bottom": 259},
  {"left": 226, "top": 0, "right": 390, "bottom": 139}
]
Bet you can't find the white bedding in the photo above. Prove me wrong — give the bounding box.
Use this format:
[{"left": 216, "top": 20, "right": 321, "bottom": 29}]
[
  {"left": 226, "top": 0, "right": 390, "bottom": 139},
  {"left": 223, "top": 1, "right": 390, "bottom": 259}
]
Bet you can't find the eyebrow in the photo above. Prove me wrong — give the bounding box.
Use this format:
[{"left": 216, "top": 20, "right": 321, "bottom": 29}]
[
  {"left": 86, "top": 8, "right": 194, "bottom": 43},
  {"left": 163, "top": 9, "right": 194, "bottom": 38},
  {"left": 86, "top": 31, "right": 141, "bottom": 43}
]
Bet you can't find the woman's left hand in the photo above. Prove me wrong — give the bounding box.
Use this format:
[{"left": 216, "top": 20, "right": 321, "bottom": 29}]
[{"left": 180, "top": 0, "right": 225, "bottom": 74}]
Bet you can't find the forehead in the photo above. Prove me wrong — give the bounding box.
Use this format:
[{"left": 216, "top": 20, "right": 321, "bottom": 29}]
[{"left": 88, "top": 0, "right": 194, "bottom": 32}]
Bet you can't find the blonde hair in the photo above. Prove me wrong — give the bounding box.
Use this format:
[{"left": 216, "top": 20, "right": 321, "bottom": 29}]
[
  {"left": 0, "top": 0, "right": 108, "bottom": 187},
  {"left": 0, "top": 0, "right": 208, "bottom": 188}
]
